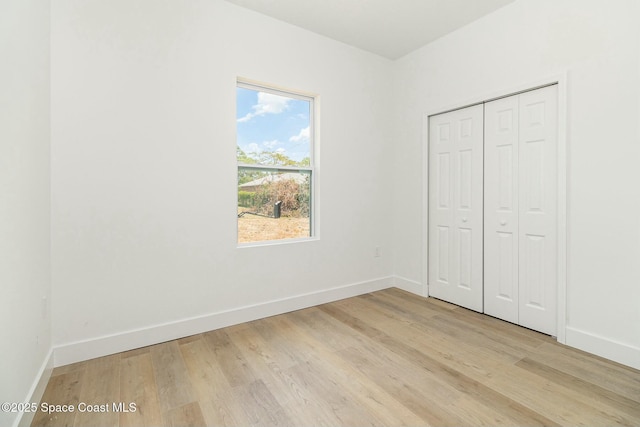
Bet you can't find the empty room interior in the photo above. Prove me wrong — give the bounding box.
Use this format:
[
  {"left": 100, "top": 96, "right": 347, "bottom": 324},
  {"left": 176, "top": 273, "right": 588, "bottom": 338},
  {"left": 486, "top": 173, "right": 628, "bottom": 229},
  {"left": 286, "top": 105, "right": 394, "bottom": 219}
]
[{"left": 2, "top": 0, "right": 640, "bottom": 426}]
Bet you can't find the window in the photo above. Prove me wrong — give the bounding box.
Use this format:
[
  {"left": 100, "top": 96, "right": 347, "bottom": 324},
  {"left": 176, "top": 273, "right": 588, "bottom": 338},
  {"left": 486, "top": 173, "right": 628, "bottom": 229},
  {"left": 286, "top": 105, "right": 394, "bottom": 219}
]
[{"left": 236, "top": 81, "right": 315, "bottom": 244}]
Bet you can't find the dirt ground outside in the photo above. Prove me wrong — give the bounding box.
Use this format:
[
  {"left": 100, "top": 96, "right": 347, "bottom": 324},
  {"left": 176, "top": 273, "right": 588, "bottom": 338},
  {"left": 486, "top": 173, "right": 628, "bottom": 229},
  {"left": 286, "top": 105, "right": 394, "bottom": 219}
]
[{"left": 237, "top": 209, "right": 310, "bottom": 243}]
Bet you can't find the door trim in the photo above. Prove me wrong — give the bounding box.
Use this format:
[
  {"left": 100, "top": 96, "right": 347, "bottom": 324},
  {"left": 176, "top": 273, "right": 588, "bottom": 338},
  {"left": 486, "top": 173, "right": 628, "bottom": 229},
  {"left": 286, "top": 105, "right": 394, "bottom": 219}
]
[{"left": 422, "top": 73, "right": 568, "bottom": 343}]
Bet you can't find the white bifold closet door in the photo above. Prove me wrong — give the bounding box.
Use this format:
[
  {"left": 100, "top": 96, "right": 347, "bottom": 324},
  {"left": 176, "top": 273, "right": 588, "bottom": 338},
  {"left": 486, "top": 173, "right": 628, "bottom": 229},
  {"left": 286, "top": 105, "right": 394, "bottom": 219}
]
[
  {"left": 428, "top": 104, "right": 484, "bottom": 312},
  {"left": 484, "top": 85, "right": 558, "bottom": 335}
]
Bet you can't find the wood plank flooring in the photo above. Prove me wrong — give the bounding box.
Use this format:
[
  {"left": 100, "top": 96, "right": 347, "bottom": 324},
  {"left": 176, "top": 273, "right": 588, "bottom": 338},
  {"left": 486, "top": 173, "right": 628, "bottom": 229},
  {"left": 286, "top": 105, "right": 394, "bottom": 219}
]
[{"left": 31, "top": 288, "right": 640, "bottom": 426}]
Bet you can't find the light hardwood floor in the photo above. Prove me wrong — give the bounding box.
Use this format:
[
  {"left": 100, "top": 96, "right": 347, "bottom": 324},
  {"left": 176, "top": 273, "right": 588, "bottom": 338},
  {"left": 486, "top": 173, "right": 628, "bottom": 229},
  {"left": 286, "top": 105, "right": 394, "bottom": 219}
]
[{"left": 32, "top": 288, "right": 640, "bottom": 426}]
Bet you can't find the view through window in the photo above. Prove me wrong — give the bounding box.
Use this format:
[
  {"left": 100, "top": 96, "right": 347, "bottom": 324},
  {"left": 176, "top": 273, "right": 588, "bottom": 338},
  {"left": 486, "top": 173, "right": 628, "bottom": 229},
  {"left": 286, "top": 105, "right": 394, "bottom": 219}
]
[{"left": 236, "top": 82, "right": 314, "bottom": 244}]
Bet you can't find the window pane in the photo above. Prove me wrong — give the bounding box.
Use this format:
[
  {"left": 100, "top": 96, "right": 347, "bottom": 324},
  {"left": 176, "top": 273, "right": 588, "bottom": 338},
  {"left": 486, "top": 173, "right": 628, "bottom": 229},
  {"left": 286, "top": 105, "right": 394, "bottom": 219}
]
[
  {"left": 238, "top": 168, "right": 311, "bottom": 243},
  {"left": 236, "top": 87, "right": 311, "bottom": 167}
]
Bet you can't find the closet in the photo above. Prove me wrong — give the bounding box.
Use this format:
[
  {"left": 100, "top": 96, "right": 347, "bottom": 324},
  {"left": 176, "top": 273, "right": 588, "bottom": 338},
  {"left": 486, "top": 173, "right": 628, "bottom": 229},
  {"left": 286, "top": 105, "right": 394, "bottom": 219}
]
[{"left": 428, "top": 85, "right": 558, "bottom": 335}]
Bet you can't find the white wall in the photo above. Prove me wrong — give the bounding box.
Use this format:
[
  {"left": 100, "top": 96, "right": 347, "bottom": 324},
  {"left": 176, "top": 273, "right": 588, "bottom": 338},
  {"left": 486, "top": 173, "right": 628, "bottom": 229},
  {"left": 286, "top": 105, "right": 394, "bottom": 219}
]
[
  {"left": 0, "top": 1, "right": 52, "bottom": 426},
  {"left": 393, "top": 0, "right": 640, "bottom": 368},
  {"left": 51, "top": 0, "right": 394, "bottom": 363},
  {"left": 48, "top": 0, "right": 640, "bottom": 370}
]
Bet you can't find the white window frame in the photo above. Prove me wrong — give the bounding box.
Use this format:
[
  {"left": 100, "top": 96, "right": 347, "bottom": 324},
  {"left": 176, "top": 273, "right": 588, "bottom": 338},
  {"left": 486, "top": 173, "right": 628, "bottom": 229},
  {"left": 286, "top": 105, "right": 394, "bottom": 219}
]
[{"left": 236, "top": 80, "right": 316, "bottom": 246}]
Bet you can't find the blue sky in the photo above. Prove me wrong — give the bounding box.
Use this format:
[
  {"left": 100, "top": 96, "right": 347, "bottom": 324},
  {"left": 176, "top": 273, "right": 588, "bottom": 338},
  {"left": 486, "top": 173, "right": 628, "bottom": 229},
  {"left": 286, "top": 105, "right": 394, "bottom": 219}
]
[{"left": 236, "top": 87, "right": 310, "bottom": 164}]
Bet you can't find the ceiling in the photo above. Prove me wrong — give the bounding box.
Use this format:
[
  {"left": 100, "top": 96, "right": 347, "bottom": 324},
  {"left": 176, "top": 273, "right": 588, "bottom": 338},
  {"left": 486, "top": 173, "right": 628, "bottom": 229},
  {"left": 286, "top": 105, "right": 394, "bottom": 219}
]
[{"left": 224, "top": 0, "right": 515, "bottom": 60}]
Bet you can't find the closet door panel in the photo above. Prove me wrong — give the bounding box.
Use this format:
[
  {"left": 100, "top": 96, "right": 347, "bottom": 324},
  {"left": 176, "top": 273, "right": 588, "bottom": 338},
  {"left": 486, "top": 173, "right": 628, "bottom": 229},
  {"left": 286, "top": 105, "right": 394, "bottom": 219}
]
[
  {"left": 518, "top": 85, "right": 558, "bottom": 335},
  {"left": 429, "top": 105, "right": 483, "bottom": 312},
  {"left": 484, "top": 95, "right": 519, "bottom": 324},
  {"left": 456, "top": 108, "right": 484, "bottom": 307},
  {"left": 429, "top": 115, "right": 456, "bottom": 291}
]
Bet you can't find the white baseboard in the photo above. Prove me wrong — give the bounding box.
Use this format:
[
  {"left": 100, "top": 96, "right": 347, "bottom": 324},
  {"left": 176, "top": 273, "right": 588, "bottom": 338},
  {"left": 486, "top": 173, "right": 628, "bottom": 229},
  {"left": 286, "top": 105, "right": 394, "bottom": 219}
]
[
  {"left": 392, "top": 278, "right": 640, "bottom": 371},
  {"left": 565, "top": 326, "right": 640, "bottom": 370},
  {"left": 50, "top": 276, "right": 640, "bottom": 372},
  {"left": 393, "top": 276, "right": 425, "bottom": 296},
  {"left": 53, "top": 276, "right": 394, "bottom": 367},
  {"left": 14, "top": 348, "right": 53, "bottom": 427}
]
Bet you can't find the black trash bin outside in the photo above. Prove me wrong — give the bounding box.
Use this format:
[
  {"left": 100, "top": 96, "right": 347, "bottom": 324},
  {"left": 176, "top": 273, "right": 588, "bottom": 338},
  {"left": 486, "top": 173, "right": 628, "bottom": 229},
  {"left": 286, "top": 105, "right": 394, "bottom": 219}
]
[{"left": 273, "top": 201, "right": 282, "bottom": 219}]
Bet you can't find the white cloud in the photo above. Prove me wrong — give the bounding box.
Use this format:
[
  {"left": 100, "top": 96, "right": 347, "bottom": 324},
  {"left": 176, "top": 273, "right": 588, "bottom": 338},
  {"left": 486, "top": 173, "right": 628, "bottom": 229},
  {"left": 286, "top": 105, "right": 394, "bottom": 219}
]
[
  {"left": 275, "top": 147, "right": 286, "bottom": 154},
  {"left": 289, "top": 126, "right": 310, "bottom": 143},
  {"left": 262, "top": 140, "right": 279, "bottom": 150},
  {"left": 246, "top": 143, "right": 260, "bottom": 154},
  {"left": 237, "top": 92, "right": 290, "bottom": 123}
]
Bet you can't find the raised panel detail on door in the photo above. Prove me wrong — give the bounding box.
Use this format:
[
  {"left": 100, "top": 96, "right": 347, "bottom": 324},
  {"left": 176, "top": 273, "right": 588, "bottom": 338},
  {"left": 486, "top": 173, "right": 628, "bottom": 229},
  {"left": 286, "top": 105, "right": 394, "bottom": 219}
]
[
  {"left": 498, "top": 145, "right": 514, "bottom": 210},
  {"left": 458, "top": 228, "right": 472, "bottom": 289},
  {"left": 496, "top": 231, "right": 516, "bottom": 301},
  {"left": 522, "top": 139, "right": 544, "bottom": 212},
  {"left": 484, "top": 95, "right": 519, "bottom": 324},
  {"left": 429, "top": 104, "right": 483, "bottom": 312},
  {"left": 437, "top": 226, "right": 450, "bottom": 283},
  {"left": 459, "top": 149, "right": 472, "bottom": 209},
  {"left": 518, "top": 86, "right": 557, "bottom": 335},
  {"left": 437, "top": 154, "right": 451, "bottom": 208},
  {"left": 522, "top": 234, "right": 545, "bottom": 308}
]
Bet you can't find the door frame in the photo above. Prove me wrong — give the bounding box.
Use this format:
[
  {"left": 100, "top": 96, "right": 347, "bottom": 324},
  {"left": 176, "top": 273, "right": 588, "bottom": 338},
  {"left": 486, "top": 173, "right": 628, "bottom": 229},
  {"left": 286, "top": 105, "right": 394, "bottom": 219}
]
[{"left": 422, "top": 73, "right": 568, "bottom": 344}]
